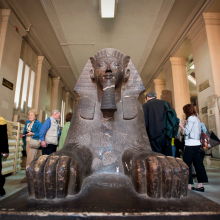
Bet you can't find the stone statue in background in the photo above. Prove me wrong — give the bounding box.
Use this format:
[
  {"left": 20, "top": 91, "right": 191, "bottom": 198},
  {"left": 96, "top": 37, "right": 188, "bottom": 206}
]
[
  {"left": 161, "top": 90, "right": 172, "bottom": 108},
  {"left": 27, "top": 48, "right": 188, "bottom": 200}
]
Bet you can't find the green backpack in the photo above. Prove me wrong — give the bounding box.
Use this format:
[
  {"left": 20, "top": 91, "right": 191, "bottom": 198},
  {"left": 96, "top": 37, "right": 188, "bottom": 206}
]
[{"left": 163, "top": 100, "right": 179, "bottom": 139}]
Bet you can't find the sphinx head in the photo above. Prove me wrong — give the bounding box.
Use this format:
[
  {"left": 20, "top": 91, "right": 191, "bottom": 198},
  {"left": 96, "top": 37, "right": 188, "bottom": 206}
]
[
  {"left": 74, "top": 48, "right": 144, "bottom": 121},
  {"left": 90, "top": 49, "right": 130, "bottom": 118}
]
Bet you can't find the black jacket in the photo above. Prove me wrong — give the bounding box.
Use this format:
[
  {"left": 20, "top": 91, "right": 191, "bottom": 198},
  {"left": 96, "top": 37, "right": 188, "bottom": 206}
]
[
  {"left": 142, "top": 98, "right": 170, "bottom": 140},
  {"left": 0, "top": 124, "right": 9, "bottom": 154}
]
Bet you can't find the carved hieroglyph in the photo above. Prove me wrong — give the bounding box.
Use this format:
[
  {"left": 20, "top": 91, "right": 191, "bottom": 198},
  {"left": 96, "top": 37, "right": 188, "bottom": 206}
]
[{"left": 27, "top": 48, "right": 189, "bottom": 200}]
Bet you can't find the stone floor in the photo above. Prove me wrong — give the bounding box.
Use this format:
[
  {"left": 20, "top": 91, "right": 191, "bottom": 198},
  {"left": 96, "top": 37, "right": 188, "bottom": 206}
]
[
  {"left": 0, "top": 170, "right": 27, "bottom": 201},
  {"left": 1, "top": 167, "right": 220, "bottom": 205}
]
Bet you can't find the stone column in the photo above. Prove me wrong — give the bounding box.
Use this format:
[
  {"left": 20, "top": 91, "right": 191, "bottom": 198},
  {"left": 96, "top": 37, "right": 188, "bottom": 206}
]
[
  {"left": 152, "top": 79, "right": 166, "bottom": 100},
  {"left": 203, "top": 13, "right": 220, "bottom": 97},
  {"left": 187, "top": 14, "right": 220, "bottom": 158},
  {"left": 0, "top": 9, "right": 26, "bottom": 120},
  {"left": 51, "top": 77, "right": 60, "bottom": 111},
  {"left": 170, "top": 57, "right": 190, "bottom": 119},
  {"left": 65, "top": 91, "right": 70, "bottom": 116},
  {"left": 34, "top": 56, "right": 51, "bottom": 113}
]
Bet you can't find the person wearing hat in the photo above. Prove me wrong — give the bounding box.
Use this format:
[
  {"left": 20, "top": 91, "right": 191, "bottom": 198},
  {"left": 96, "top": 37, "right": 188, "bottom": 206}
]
[{"left": 142, "top": 91, "right": 172, "bottom": 156}]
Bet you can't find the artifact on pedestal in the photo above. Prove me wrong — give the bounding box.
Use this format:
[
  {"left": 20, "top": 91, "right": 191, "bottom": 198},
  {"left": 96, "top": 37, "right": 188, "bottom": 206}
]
[
  {"left": 27, "top": 48, "right": 189, "bottom": 200},
  {"left": 161, "top": 90, "right": 172, "bottom": 108}
]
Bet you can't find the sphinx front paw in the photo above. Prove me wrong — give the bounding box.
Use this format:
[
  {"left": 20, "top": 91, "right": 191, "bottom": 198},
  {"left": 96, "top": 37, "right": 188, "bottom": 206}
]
[
  {"left": 26, "top": 155, "right": 79, "bottom": 199},
  {"left": 133, "top": 153, "right": 189, "bottom": 199}
]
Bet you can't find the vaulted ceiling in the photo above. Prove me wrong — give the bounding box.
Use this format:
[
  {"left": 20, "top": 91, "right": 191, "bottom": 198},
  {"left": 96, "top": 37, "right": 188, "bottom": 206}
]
[{"left": 1, "top": 0, "right": 213, "bottom": 98}]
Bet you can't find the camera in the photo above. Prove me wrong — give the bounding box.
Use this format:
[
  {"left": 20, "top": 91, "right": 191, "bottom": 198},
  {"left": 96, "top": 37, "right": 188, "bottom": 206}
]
[{"left": 25, "top": 131, "right": 29, "bottom": 134}]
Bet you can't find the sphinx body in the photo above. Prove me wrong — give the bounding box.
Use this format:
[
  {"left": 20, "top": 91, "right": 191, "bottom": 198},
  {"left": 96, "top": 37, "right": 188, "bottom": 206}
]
[{"left": 27, "top": 48, "right": 189, "bottom": 200}]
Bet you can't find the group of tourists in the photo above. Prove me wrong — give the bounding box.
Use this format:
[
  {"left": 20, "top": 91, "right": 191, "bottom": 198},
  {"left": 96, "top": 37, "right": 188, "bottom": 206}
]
[
  {"left": 143, "top": 91, "right": 208, "bottom": 192},
  {"left": 19, "top": 109, "right": 72, "bottom": 183}
]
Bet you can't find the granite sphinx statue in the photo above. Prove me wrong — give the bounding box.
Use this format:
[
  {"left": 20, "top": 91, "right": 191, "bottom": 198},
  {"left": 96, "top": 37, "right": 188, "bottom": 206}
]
[{"left": 26, "top": 48, "right": 189, "bottom": 200}]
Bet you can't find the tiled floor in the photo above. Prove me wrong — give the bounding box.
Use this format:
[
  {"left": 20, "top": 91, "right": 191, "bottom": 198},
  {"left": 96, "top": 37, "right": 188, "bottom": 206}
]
[
  {"left": 192, "top": 167, "right": 220, "bottom": 205},
  {"left": 1, "top": 168, "right": 220, "bottom": 205}
]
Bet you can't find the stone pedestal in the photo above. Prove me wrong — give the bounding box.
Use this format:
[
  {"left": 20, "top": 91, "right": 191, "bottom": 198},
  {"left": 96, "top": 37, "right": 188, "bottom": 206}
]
[
  {"left": 207, "top": 94, "right": 220, "bottom": 158},
  {"left": 0, "top": 181, "right": 220, "bottom": 219}
]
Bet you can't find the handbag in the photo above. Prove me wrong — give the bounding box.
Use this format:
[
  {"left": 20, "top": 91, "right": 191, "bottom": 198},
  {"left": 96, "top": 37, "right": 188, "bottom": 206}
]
[
  {"left": 29, "top": 137, "right": 41, "bottom": 149},
  {"left": 200, "top": 131, "right": 211, "bottom": 152}
]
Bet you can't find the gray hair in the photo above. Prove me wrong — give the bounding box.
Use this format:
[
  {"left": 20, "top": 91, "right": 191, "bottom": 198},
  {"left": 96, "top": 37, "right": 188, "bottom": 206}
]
[
  {"left": 146, "top": 91, "right": 157, "bottom": 98},
  {"left": 52, "top": 110, "right": 60, "bottom": 115}
]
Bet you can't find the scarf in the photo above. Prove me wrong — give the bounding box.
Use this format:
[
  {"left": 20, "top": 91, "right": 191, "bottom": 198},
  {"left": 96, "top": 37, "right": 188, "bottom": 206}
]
[{"left": 0, "top": 116, "right": 7, "bottom": 125}]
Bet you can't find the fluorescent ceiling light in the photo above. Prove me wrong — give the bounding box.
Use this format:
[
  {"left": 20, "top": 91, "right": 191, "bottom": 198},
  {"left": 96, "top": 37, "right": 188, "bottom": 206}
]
[
  {"left": 188, "top": 75, "right": 196, "bottom": 85},
  {"left": 189, "top": 64, "right": 195, "bottom": 69},
  {"left": 100, "top": 0, "right": 116, "bottom": 18}
]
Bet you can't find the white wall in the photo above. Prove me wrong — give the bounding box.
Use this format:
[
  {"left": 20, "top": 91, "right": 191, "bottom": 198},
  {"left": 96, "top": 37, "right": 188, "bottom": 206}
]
[{"left": 0, "top": 11, "right": 23, "bottom": 120}]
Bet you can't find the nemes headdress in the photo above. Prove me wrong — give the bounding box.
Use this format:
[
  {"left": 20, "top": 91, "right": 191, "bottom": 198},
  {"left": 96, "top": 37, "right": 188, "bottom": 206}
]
[
  {"left": 90, "top": 48, "right": 130, "bottom": 69},
  {"left": 74, "top": 48, "right": 145, "bottom": 120}
]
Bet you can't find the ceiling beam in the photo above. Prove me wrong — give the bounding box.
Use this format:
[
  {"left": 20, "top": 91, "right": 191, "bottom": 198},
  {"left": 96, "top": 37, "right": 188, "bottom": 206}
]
[
  {"left": 138, "top": 0, "right": 175, "bottom": 75},
  {"left": 40, "top": 0, "right": 80, "bottom": 79}
]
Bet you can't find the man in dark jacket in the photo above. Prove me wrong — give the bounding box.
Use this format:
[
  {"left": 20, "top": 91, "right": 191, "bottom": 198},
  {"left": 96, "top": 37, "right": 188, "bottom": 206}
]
[
  {"left": 142, "top": 91, "right": 172, "bottom": 156},
  {"left": 0, "top": 117, "right": 9, "bottom": 196}
]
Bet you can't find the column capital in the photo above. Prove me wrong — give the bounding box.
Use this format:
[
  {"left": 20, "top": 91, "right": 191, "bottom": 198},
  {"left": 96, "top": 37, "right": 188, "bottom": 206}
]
[
  {"left": 203, "top": 13, "right": 220, "bottom": 26},
  {"left": 65, "top": 91, "right": 70, "bottom": 98},
  {"left": 38, "top": 56, "right": 51, "bottom": 71},
  {"left": 52, "top": 77, "right": 60, "bottom": 86},
  {"left": 1, "top": 9, "right": 26, "bottom": 38},
  {"left": 2, "top": 9, "right": 10, "bottom": 21},
  {"left": 170, "top": 57, "right": 188, "bottom": 66},
  {"left": 153, "top": 79, "right": 166, "bottom": 86}
]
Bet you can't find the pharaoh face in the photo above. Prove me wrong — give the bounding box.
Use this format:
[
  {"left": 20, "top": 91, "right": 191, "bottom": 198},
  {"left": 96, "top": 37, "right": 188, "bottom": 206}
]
[
  {"left": 91, "top": 57, "right": 130, "bottom": 89},
  {"left": 89, "top": 52, "right": 130, "bottom": 118}
]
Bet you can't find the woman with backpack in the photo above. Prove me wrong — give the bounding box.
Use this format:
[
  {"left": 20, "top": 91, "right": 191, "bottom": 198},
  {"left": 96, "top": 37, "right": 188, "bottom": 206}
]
[{"left": 179, "top": 104, "right": 208, "bottom": 192}]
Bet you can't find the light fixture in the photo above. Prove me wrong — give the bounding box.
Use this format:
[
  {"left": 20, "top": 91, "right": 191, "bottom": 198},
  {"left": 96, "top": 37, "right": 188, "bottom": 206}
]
[
  {"left": 189, "top": 64, "right": 195, "bottom": 69},
  {"left": 188, "top": 75, "right": 196, "bottom": 85},
  {"left": 99, "top": 0, "right": 117, "bottom": 18}
]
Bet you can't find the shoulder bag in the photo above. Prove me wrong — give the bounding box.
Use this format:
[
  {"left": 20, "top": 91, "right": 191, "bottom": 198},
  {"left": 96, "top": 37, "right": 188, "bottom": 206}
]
[
  {"left": 29, "top": 138, "right": 41, "bottom": 149},
  {"left": 200, "top": 131, "right": 211, "bottom": 152}
]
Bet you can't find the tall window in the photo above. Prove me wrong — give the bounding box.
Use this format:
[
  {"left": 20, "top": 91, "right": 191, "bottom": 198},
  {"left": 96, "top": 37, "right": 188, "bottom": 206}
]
[
  {"left": 14, "top": 60, "right": 36, "bottom": 113},
  {"left": 14, "top": 59, "right": 24, "bottom": 109},
  {"left": 28, "top": 70, "right": 35, "bottom": 108},
  {"left": 61, "top": 100, "right": 65, "bottom": 127},
  {"left": 20, "top": 65, "right": 30, "bottom": 111}
]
